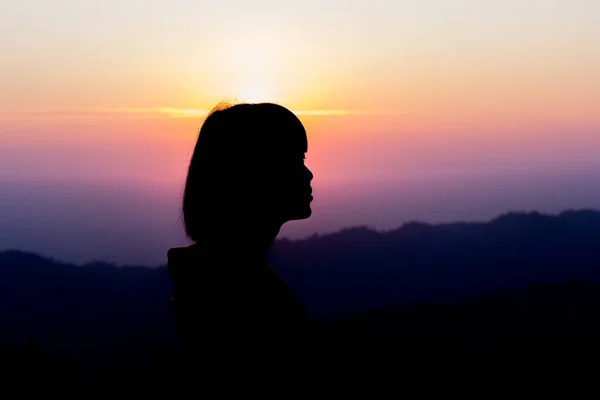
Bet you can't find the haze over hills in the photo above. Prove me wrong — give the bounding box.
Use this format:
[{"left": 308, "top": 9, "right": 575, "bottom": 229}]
[{"left": 2, "top": 169, "right": 600, "bottom": 265}]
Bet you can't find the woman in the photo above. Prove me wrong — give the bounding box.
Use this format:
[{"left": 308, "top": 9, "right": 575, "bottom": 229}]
[{"left": 167, "top": 103, "right": 313, "bottom": 368}]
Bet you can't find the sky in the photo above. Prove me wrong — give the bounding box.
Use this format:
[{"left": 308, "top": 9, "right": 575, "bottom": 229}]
[{"left": 1, "top": 0, "right": 600, "bottom": 264}]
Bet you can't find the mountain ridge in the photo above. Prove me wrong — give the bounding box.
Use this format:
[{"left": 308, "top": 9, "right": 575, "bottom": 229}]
[{"left": 3, "top": 209, "right": 600, "bottom": 370}]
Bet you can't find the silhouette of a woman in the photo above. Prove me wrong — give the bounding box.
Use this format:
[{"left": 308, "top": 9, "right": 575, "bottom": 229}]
[{"left": 167, "top": 103, "right": 313, "bottom": 367}]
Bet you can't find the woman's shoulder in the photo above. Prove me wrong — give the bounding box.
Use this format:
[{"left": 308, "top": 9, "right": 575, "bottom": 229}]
[{"left": 261, "top": 264, "right": 310, "bottom": 322}]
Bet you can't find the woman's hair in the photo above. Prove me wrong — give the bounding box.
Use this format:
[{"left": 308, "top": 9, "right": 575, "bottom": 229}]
[{"left": 183, "top": 102, "right": 307, "bottom": 242}]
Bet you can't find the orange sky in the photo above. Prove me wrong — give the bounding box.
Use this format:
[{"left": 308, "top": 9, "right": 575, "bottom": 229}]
[{"left": 1, "top": 0, "right": 600, "bottom": 187}]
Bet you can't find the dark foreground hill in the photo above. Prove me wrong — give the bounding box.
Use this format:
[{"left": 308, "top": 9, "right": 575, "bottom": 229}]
[{"left": 2, "top": 209, "right": 600, "bottom": 374}]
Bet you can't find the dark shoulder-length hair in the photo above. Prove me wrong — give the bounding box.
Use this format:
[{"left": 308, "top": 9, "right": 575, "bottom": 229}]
[{"left": 183, "top": 102, "right": 307, "bottom": 242}]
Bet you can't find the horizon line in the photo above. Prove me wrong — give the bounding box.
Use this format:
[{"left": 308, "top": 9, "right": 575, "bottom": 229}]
[
  {"left": 0, "top": 107, "right": 388, "bottom": 120},
  {"left": 0, "top": 207, "right": 598, "bottom": 267}
]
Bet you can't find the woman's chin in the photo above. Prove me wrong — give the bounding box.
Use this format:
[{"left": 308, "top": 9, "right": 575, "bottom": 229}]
[
  {"left": 297, "top": 206, "right": 313, "bottom": 220},
  {"left": 287, "top": 206, "right": 312, "bottom": 221}
]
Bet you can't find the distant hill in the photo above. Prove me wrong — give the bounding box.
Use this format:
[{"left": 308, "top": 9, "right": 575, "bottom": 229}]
[
  {"left": 271, "top": 209, "right": 600, "bottom": 317},
  {"left": 0, "top": 250, "right": 176, "bottom": 370},
  {"left": 2, "top": 209, "right": 600, "bottom": 370}
]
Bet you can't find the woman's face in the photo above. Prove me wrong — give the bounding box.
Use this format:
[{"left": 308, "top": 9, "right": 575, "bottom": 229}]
[
  {"left": 286, "top": 150, "right": 314, "bottom": 221},
  {"left": 260, "top": 146, "right": 313, "bottom": 223}
]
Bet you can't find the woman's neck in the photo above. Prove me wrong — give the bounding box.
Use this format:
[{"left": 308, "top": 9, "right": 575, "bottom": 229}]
[{"left": 195, "top": 219, "right": 282, "bottom": 263}]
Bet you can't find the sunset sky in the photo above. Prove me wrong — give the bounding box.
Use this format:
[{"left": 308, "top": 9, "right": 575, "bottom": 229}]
[
  {"left": 2, "top": 0, "right": 600, "bottom": 180},
  {"left": 1, "top": 0, "right": 600, "bottom": 263}
]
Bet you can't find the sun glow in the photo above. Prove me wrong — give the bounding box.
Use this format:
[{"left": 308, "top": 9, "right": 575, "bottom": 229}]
[
  {"left": 238, "top": 81, "right": 272, "bottom": 103},
  {"left": 211, "top": 33, "right": 285, "bottom": 104}
]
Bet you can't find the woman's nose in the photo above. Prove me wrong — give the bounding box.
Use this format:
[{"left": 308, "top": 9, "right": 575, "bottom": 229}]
[{"left": 304, "top": 166, "right": 314, "bottom": 181}]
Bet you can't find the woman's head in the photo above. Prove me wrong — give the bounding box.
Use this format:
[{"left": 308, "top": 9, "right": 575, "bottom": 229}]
[{"left": 183, "top": 103, "right": 313, "bottom": 242}]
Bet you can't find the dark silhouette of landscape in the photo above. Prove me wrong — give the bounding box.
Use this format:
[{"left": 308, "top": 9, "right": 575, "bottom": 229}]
[{"left": 3, "top": 209, "right": 600, "bottom": 377}]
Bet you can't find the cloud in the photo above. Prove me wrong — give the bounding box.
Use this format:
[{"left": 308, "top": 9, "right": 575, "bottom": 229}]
[
  {"left": 116, "top": 107, "right": 210, "bottom": 118},
  {"left": 117, "top": 107, "right": 382, "bottom": 118},
  {"left": 0, "top": 107, "right": 384, "bottom": 120}
]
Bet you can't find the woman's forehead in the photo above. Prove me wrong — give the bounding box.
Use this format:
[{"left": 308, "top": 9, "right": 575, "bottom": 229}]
[
  {"left": 260, "top": 146, "right": 306, "bottom": 162},
  {"left": 261, "top": 125, "right": 307, "bottom": 153}
]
